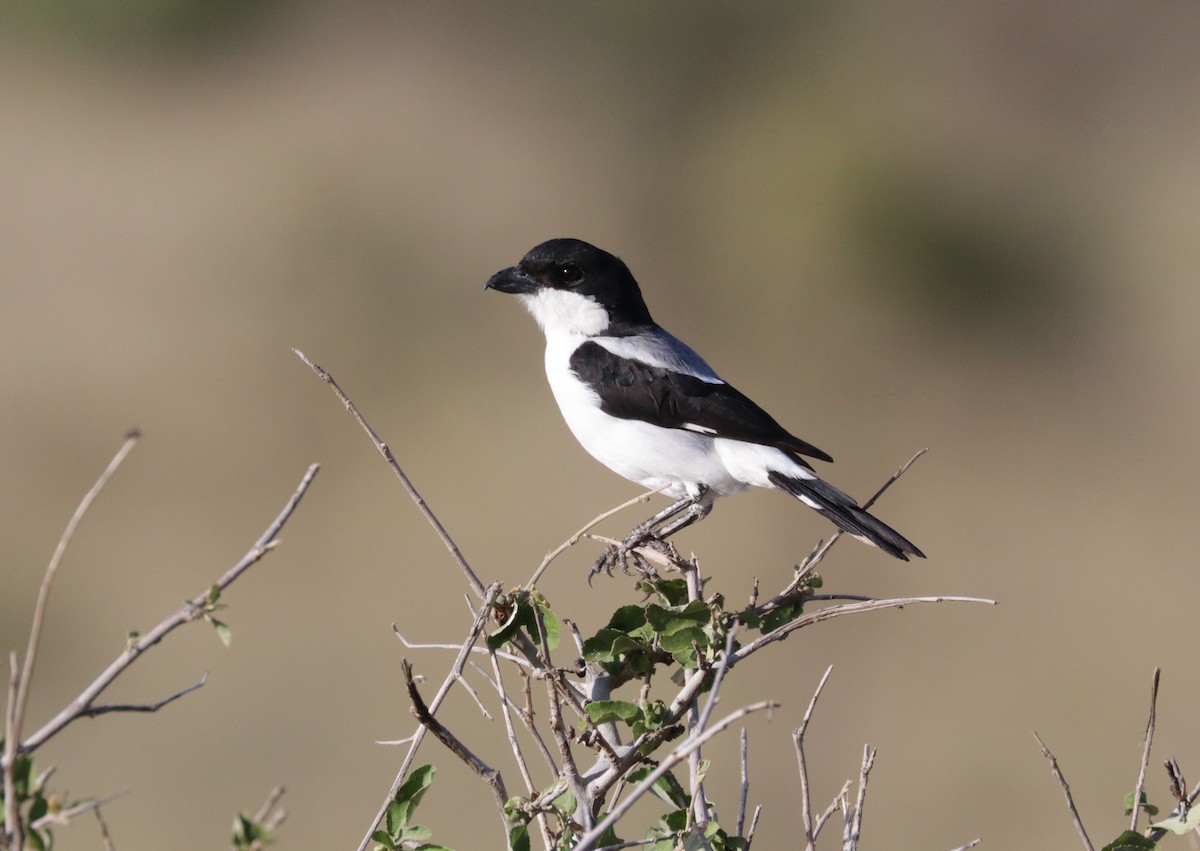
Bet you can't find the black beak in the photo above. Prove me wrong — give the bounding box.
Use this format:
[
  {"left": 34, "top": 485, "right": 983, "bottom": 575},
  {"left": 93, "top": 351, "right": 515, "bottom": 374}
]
[{"left": 485, "top": 266, "right": 538, "bottom": 295}]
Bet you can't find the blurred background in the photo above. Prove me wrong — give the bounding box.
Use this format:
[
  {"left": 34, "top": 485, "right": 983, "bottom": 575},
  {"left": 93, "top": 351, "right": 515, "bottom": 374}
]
[{"left": 2, "top": 1, "right": 1199, "bottom": 848}]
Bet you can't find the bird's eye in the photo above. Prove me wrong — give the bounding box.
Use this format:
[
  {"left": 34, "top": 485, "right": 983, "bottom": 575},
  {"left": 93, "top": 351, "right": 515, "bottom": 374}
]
[{"left": 557, "top": 263, "right": 584, "bottom": 285}]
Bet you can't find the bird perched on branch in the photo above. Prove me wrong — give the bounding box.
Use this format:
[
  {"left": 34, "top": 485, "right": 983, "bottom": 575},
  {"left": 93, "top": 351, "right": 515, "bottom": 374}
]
[{"left": 486, "top": 238, "right": 923, "bottom": 575}]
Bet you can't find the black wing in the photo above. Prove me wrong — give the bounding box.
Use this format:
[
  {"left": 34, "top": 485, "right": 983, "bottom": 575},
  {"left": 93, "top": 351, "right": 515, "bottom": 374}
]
[{"left": 570, "top": 340, "right": 833, "bottom": 465}]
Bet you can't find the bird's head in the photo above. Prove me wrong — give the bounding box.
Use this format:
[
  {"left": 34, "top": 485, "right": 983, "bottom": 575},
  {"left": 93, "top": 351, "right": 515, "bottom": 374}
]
[{"left": 486, "top": 238, "right": 654, "bottom": 337}]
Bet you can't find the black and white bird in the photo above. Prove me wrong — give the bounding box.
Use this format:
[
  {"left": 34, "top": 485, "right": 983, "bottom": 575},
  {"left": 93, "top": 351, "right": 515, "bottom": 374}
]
[{"left": 486, "top": 238, "right": 923, "bottom": 570}]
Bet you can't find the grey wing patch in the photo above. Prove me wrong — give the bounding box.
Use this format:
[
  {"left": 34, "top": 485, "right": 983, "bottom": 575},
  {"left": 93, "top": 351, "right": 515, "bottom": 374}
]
[{"left": 593, "top": 331, "right": 723, "bottom": 384}]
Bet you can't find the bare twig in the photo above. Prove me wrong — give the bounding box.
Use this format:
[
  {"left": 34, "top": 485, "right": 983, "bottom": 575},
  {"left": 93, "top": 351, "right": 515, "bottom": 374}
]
[
  {"left": 4, "top": 652, "right": 19, "bottom": 848},
  {"left": 391, "top": 627, "right": 526, "bottom": 668},
  {"left": 689, "top": 625, "right": 734, "bottom": 826},
  {"left": 93, "top": 804, "right": 116, "bottom": 851},
  {"left": 737, "top": 728, "right": 750, "bottom": 838},
  {"left": 357, "top": 582, "right": 502, "bottom": 851},
  {"left": 293, "top": 349, "right": 485, "bottom": 599},
  {"left": 528, "top": 486, "right": 667, "bottom": 587},
  {"left": 402, "top": 659, "right": 509, "bottom": 826},
  {"left": 1148, "top": 771, "right": 1200, "bottom": 843},
  {"left": 813, "top": 780, "right": 851, "bottom": 839},
  {"left": 251, "top": 785, "right": 288, "bottom": 831},
  {"left": 7, "top": 463, "right": 320, "bottom": 763},
  {"left": 489, "top": 650, "right": 554, "bottom": 850},
  {"left": 794, "top": 665, "right": 834, "bottom": 851},
  {"left": 469, "top": 660, "right": 558, "bottom": 773},
  {"left": 737, "top": 596, "right": 996, "bottom": 659},
  {"left": 12, "top": 430, "right": 141, "bottom": 758},
  {"left": 848, "top": 744, "right": 876, "bottom": 849},
  {"left": 80, "top": 673, "right": 208, "bottom": 717},
  {"left": 576, "top": 700, "right": 780, "bottom": 851},
  {"left": 746, "top": 805, "right": 762, "bottom": 849},
  {"left": 30, "top": 787, "right": 130, "bottom": 829},
  {"left": 1033, "top": 731, "right": 1094, "bottom": 851},
  {"left": 1130, "top": 667, "right": 1160, "bottom": 832},
  {"left": 949, "top": 840, "right": 982, "bottom": 851}
]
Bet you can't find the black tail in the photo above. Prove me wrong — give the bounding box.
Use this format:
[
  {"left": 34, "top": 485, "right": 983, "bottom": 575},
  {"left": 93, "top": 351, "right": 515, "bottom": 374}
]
[{"left": 768, "top": 471, "right": 925, "bottom": 561}]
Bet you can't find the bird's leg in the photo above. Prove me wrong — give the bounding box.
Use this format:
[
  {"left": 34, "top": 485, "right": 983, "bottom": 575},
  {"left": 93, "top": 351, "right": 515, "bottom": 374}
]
[
  {"left": 590, "top": 489, "right": 712, "bottom": 581},
  {"left": 652, "top": 497, "right": 713, "bottom": 540}
]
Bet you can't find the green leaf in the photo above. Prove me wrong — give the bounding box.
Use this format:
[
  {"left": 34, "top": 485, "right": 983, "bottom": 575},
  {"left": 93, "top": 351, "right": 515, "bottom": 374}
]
[
  {"left": 208, "top": 584, "right": 221, "bottom": 605},
  {"left": 392, "top": 764, "right": 436, "bottom": 825},
  {"left": 208, "top": 616, "right": 233, "bottom": 647},
  {"left": 534, "top": 600, "right": 561, "bottom": 651},
  {"left": 1125, "top": 790, "right": 1159, "bottom": 817},
  {"left": 642, "top": 578, "right": 690, "bottom": 606},
  {"left": 1151, "top": 806, "right": 1200, "bottom": 835},
  {"left": 586, "top": 700, "right": 643, "bottom": 725},
  {"left": 27, "top": 794, "right": 49, "bottom": 823},
  {"left": 508, "top": 824, "right": 531, "bottom": 851},
  {"left": 393, "top": 763, "right": 436, "bottom": 811},
  {"left": 370, "top": 829, "right": 397, "bottom": 850},
  {"left": 759, "top": 602, "right": 804, "bottom": 633},
  {"left": 1100, "top": 830, "right": 1158, "bottom": 851},
  {"left": 551, "top": 787, "right": 576, "bottom": 818},
  {"left": 605, "top": 604, "right": 651, "bottom": 633},
  {"left": 629, "top": 765, "right": 689, "bottom": 809},
  {"left": 645, "top": 601, "right": 710, "bottom": 635},
  {"left": 395, "top": 824, "right": 433, "bottom": 842}
]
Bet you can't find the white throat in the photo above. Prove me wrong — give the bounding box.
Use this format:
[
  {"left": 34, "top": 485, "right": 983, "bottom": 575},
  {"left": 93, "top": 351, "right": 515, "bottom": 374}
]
[{"left": 519, "top": 289, "right": 610, "bottom": 338}]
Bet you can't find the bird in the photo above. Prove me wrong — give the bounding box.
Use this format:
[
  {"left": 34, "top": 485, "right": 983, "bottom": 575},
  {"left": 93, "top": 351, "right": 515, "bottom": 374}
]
[{"left": 485, "top": 237, "right": 923, "bottom": 575}]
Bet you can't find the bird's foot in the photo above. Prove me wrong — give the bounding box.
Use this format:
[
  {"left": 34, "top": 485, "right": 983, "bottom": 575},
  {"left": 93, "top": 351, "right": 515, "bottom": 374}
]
[{"left": 587, "top": 532, "right": 681, "bottom": 584}]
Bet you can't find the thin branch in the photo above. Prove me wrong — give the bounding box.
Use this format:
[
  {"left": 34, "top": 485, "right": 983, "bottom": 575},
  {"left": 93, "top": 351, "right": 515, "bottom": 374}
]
[
  {"left": 80, "top": 673, "right": 208, "bottom": 717},
  {"left": 402, "top": 659, "right": 509, "bottom": 822},
  {"left": 293, "top": 349, "right": 485, "bottom": 599},
  {"left": 737, "top": 596, "right": 996, "bottom": 659},
  {"left": 737, "top": 728, "right": 750, "bottom": 839},
  {"left": 251, "top": 785, "right": 288, "bottom": 830},
  {"left": 357, "top": 582, "right": 501, "bottom": 851},
  {"left": 391, "top": 627, "right": 527, "bottom": 668},
  {"left": 795, "top": 665, "right": 834, "bottom": 851},
  {"left": 813, "top": 780, "right": 851, "bottom": 839},
  {"left": 7, "top": 463, "right": 320, "bottom": 763},
  {"left": 1130, "top": 667, "right": 1160, "bottom": 832},
  {"left": 30, "top": 787, "right": 130, "bottom": 829},
  {"left": 1148, "top": 771, "right": 1200, "bottom": 843},
  {"left": 848, "top": 745, "right": 876, "bottom": 849},
  {"left": 489, "top": 650, "right": 554, "bottom": 850},
  {"left": 93, "top": 803, "right": 116, "bottom": 851},
  {"left": 469, "top": 660, "right": 559, "bottom": 773},
  {"left": 12, "top": 430, "right": 141, "bottom": 757},
  {"left": 745, "top": 805, "right": 762, "bottom": 849},
  {"left": 4, "top": 652, "right": 19, "bottom": 848},
  {"left": 1033, "top": 731, "right": 1094, "bottom": 851},
  {"left": 949, "top": 840, "right": 982, "bottom": 851},
  {"left": 527, "top": 486, "right": 667, "bottom": 588},
  {"left": 576, "top": 700, "right": 780, "bottom": 851},
  {"left": 690, "top": 623, "right": 734, "bottom": 826}
]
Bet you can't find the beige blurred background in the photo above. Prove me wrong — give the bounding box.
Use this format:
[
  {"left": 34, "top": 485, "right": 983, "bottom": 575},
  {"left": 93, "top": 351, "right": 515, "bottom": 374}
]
[{"left": 2, "top": 1, "right": 1199, "bottom": 848}]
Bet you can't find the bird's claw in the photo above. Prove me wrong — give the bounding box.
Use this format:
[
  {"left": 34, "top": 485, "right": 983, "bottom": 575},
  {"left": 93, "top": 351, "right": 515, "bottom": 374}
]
[{"left": 587, "top": 533, "right": 684, "bottom": 584}]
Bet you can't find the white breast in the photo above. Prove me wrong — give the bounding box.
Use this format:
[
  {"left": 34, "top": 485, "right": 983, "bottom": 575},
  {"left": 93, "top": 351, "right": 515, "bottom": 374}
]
[{"left": 541, "top": 332, "right": 744, "bottom": 499}]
